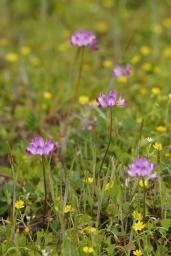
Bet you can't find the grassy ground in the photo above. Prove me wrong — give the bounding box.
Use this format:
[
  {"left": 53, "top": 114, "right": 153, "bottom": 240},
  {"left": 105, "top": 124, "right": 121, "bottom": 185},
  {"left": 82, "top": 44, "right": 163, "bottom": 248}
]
[{"left": 0, "top": 0, "right": 171, "bottom": 255}]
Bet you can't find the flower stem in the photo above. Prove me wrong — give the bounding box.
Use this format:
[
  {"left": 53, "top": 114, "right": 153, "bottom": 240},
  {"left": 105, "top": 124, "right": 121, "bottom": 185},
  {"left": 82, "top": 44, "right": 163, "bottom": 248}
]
[
  {"left": 72, "top": 46, "right": 85, "bottom": 101},
  {"left": 42, "top": 156, "right": 47, "bottom": 216},
  {"left": 99, "top": 108, "right": 113, "bottom": 173},
  {"left": 143, "top": 178, "right": 146, "bottom": 219}
]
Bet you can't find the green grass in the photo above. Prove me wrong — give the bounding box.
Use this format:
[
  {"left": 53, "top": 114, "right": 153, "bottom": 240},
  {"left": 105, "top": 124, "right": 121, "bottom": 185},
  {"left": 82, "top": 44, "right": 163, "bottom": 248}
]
[{"left": 0, "top": 0, "right": 171, "bottom": 255}]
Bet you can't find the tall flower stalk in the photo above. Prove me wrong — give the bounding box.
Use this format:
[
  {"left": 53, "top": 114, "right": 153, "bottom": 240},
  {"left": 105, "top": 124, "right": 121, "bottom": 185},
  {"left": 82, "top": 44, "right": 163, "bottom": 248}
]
[
  {"left": 26, "top": 136, "right": 56, "bottom": 216},
  {"left": 96, "top": 90, "right": 127, "bottom": 173}
]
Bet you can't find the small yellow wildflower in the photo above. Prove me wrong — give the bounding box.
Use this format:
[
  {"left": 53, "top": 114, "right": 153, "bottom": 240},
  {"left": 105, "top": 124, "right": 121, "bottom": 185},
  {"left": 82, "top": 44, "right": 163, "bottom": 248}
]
[
  {"left": 102, "top": 0, "right": 113, "bottom": 8},
  {"left": 24, "top": 226, "right": 30, "bottom": 234},
  {"left": 20, "top": 46, "right": 31, "bottom": 56},
  {"left": 162, "top": 47, "right": 171, "bottom": 58},
  {"left": 84, "top": 177, "right": 94, "bottom": 184},
  {"left": 6, "top": 53, "right": 18, "bottom": 63},
  {"left": 130, "top": 55, "right": 141, "bottom": 65},
  {"left": 64, "top": 204, "right": 74, "bottom": 214},
  {"left": 163, "top": 18, "right": 171, "bottom": 28},
  {"left": 103, "top": 59, "right": 113, "bottom": 69},
  {"left": 90, "top": 100, "right": 98, "bottom": 107},
  {"left": 0, "top": 38, "right": 8, "bottom": 46},
  {"left": 139, "top": 179, "right": 148, "bottom": 188},
  {"left": 105, "top": 182, "right": 113, "bottom": 191},
  {"left": 153, "top": 142, "right": 162, "bottom": 151},
  {"left": 165, "top": 152, "right": 170, "bottom": 157},
  {"left": 153, "top": 66, "right": 161, "bottom": 74},
  {"left": 116, "top": 76, "right": 128, "bottom": 83},
  {"left": 83, "top": 246, "right": 94, "bottom": 254},
  {"left": 133, "top": 249, "right": 143, "bottom": 256},
  {"left": 133, "top": 221, "right": 145, "bottom": 232},
  {"left": 156, "top": 126, "right": 166, "bottom": 133},
  {"left": 151, "top": 87, "right": 160, "bottom": 95},
  {"left": 43, "top": 91, "right": 52, "bottom": 100},
  {"left": 132, "top": 211, "right": 143, "bottom": 221},
  {"left": 86, "top": 227, "right": 97, "bottom": 233},
  {"left": 78, "top": 96, "right": 89, "bottom": 105},
  {"left": 95, "top": 21, "right": 108, "bottom": 33},
  {"left": 15, "top": 200, "right": 25, "bottom": 209},
  {"left": 151, "top": 24, "right": 162, "bottom": 34},
  {"left": 140, "top": 46, "right": 151, "bottom": 56},
  {"left": 142, "top": 63, "right": 152, "bottom": 72}
]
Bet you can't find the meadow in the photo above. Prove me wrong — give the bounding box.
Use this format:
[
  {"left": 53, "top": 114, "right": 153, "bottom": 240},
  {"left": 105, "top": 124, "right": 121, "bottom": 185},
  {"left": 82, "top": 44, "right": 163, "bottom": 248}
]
[{"left": 0, "top": 0, "right": 171, "bottom": 255}]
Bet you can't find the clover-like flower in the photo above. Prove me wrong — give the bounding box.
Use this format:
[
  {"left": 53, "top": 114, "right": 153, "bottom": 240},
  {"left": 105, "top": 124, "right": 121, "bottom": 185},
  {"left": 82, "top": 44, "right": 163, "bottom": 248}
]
[
  {"left": 70, "top": 30, "right": 98, "bottom": 51},
  {"left": 96, "top": 90, "right": 127, "bottom": 108},
  {"left": 125, "top": 158, "right": 156, "bottom": 178},
  {"left": 113, "top": 64, "right": 132, "bottom": 77},
  {"left": 26, "top": 136, "right": 56, "bottom": 156}
]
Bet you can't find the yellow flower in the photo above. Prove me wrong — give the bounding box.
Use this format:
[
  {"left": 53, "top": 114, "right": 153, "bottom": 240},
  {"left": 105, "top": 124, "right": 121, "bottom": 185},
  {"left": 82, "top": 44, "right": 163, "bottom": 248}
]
[
  {"left": 153, "top": 66, "right": 161, "bottom": 74},
  {"left": 102, "top": 0, "right": 113, "bottom": 8},
  {"left": 142, "top": 63, "right": 152, "bottom": 72},
  {"left": 151, "top": 87, "right": 160, "bottom": 95},
  {"left": 133, "top": 221, "right": 145, "bottom": 232},
  {"left": 6, "top": 53, "right": 18, "bottom": 63},
  {"left": 162, "top": 47, "right": 171, "bottom": 58},
  {"left": 20, "top": 46, "right": 31, "bottom": 56},
  {"left": 132, "top": 211, "right": 143, "bottom": 221},
  {"left": 24, "top": 226, "right": 30, "bottom": 234},
  {"left": 105, "top": 182, "right": 113, "bottom": 191},
  {"left": 86, "top": 227, "right": 97, "bottom": 233},
  {"left": 133, "top": 249, "right": 143, "bottom": 256},
  {"left": 116, "top": 76, "right": 128, "bottom": 83},
  {"left": 103, "top": 59, "right": 113, "bottom": 68},
  {"left": 163, "top": 18, "right": 171, "bottom": 28},
  {"left": 15, "top": 200, "right": 25, "bottom": 209},
  {"left": 165, "top": 152, "right": 170, "bottom": 157},
  {"left": 83, "top": 246, "right": 94, "bottom": 254},
  {"left": 78, "top": 96, "right": 89, "bottom": 105},
  {"left": 90, "top": 100, "right": 98, "bottom": 107},
  {"left": 84, "top": 177, "right": 94, "bottom": 184},
  {"left": 151, "top": 24, "right": 162, "bottom": 34},
  {"left": 156, "top": 126, "right": 166, "bottom": 133},
  {"left": 140, "top": 46, "right": 151, "bottom": 56},
  {"left": 95, "top": 21, "right": 108, "bottom": 33},
  {"left": 43, "top": 91, "right": 52, "bottom": 100},
  {"left": 64, "top": 204, "right": 74, "bottom": 214},
  {"left": 153, "top": 142, "right": 162, "bottom": 151},
  {"left": 131, "top": 55, "right": 141, "bottom": 65},
  {"left": 139, "top": 179, "right": 148, "bottom": 188},
  {"left": 0, "top": 38, "right": 8, "bottom": 46}
]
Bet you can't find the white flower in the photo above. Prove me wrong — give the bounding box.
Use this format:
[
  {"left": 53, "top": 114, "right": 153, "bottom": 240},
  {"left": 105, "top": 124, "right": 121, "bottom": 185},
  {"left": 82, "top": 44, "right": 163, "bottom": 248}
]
[
  {"left": 41, "top": 249, "right": 49, "bottom": 256},
  {"left": 145, "top": 137, "right": 153, "bottom": 142}
]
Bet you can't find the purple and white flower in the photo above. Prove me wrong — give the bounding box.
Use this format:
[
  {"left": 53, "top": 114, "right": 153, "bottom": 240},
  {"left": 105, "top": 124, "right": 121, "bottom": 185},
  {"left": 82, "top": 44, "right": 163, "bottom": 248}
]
[
  {"left": 96, "top": 90, "right": 127, "bottom": 108},
  {"left": 26, "top": 136, "right": 56, "bottom": 156},
  {"left": 70, "top": 31, "right": 98, "bottom": 51},
  {"left": 125, "top": 158, "right": 156, "bottom": 178},
  {"left": 113, "top": 64, "right": 132, "bottom": 78}
]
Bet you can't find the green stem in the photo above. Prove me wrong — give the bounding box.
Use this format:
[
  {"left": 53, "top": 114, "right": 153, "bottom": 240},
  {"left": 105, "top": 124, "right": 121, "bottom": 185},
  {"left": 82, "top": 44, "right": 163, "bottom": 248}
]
[
  {"left": 73, "top": 47, "right": 85, "bottom": 101},
  {"left": 143, "top": 178, "right": 146, "bottom": 219},
  {"left": 42, "top": 156, "right": 47, "bottom": 216},
  {"left": 99, "top": 108, "right": 113, "bottom": 173}
]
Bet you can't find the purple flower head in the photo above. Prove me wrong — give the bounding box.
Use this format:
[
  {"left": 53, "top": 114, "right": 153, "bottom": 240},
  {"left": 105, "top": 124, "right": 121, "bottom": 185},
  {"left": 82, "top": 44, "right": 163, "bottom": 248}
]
[
  {"left": 26, "top": 136, "right": 56, "bottom": 156},
  {"left": 113, "top": 64, "right": 132, "bottom": 78},
  {"left": 125, "top": 158, "right": 156, "bottom": 178},
  {"left": 96, "top": 90, "right": 127, "bottom": 108},
  {"left": 70, "top": 31, "right": 98, "bottom": 51}
]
